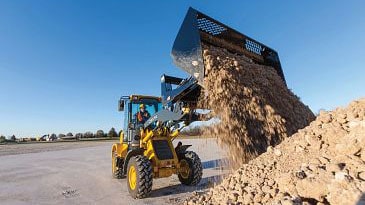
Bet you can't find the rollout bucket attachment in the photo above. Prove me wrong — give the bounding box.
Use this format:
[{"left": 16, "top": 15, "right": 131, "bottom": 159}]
[{"left": 172, "top": 7, "right": 286, "bottom": 86}]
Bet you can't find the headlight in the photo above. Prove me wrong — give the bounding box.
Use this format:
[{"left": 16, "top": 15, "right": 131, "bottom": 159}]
[{"left": 156, "top": 120, "right": 162, "bottom": 127}]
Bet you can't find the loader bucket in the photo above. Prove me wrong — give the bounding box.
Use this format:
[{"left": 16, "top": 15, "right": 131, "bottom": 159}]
[{"left": 172, "top": 7, "right": 286, "bottom": 86}]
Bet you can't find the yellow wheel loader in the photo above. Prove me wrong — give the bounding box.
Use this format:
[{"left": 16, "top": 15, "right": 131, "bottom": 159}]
[
  {"left": 112, "top": 7, "right": 285, "bottom": 199},
  {"left": 111, "top": 95, "right": 203, "bottom": 198}
]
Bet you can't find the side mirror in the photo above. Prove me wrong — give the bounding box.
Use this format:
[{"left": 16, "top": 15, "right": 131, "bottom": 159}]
[
  {"left": 118, "top": 99, "right": 125, "bottom": 111},
  {"left": 128, "top": 122, "right": 135, "bottom": 129}
]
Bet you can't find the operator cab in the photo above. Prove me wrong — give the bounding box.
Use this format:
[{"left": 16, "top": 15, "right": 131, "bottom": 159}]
[{"left": 118, "top": 95, "right": 162, "bottom": 144}]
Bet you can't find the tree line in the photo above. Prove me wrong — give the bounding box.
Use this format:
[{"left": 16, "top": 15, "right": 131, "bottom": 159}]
[
  {"left": 57, "top": 127, "right": 119, "bottom": 139},
  {"left": 0, "top": 127, "right": 120, "bottom": 142}
]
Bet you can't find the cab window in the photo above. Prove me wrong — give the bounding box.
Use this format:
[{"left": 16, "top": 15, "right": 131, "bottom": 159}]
[{"left": 131, "top": 100, "right": 161, "bottom": 123}]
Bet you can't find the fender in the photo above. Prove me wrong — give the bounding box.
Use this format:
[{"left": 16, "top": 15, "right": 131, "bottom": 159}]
[
  {"left": 111, "top": 144, "right": 125, "bottom": 169},
  {"left": 175, "top": 141, "right": 192, "bottom": 159},
  {"left": 111, "top": 143, "right": 128, "bottom": 157},
  {"left": 123, "top": 148, "right": 145, "bottom": 175}
]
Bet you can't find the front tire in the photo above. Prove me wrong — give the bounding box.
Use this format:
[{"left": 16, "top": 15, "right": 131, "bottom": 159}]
[
  {"left": 178, "top": 151, "right": 203, "bottom": 186},
  {"left": 127, "top": 155, "right": 153, "bottom": 199}
]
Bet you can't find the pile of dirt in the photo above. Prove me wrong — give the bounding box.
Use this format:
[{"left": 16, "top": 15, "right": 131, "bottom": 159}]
[
  {"left": 186, "top": 98, "right": 365, "bottom": 204},
  {"left": 199, "top": 44, "right": 315, "bottom": 166}
]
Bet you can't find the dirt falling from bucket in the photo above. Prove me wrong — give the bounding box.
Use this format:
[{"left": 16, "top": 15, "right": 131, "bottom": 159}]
[
  {"left": 199, "top": 44, "right": 315, "bottom": 167},
  {"left": 187, "top": 98, "right": 365, "bottom": 205}
]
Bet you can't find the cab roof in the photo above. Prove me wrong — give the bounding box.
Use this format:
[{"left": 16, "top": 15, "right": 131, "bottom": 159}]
[{"left": 121, "top": 95, "right": 161, "bottom": 102}]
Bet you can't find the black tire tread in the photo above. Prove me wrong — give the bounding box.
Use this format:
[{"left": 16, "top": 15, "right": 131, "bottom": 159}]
[
  {"left": 112, "top": 151, "right": 125, "bottom": 179},
  {"left": 178, "top": 151, "right": 203, "bottom": 186},
  {"left": 113, "top": 158, "right": 125, "bottom": 179},
  {"left": 128, "top": 155, "right": 153, "bottom": 199}
]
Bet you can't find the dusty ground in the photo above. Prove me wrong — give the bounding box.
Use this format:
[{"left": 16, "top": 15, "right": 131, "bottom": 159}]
[
  {"left": 0, "top": 140, "right": 113, "bottom": 157},
  {"left": 0, "top": 139, "right": 228, "bottom": 205}
]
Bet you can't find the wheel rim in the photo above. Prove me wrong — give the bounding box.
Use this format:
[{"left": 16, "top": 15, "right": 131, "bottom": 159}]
[
  {"left": 128, "top": 165, "right": 137, "bottom": 190},
  {"left": 179, "top": 159, "right": 190, "bottom": 179}
]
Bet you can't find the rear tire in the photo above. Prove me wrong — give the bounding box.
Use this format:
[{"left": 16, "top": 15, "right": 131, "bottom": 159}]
[
  {"left": 178, "top": 151, "right": 203, "bottom": 186},
  {"left": 127, "top": 155, "right": 153, "bottom": 199},
  {"left": 112, "top": 151, "right": 124, "bottom": 179}
]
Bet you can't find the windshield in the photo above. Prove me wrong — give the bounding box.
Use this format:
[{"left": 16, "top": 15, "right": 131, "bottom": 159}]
[{"left": 131, "top": 99, "right": 162, "bottom": 123}]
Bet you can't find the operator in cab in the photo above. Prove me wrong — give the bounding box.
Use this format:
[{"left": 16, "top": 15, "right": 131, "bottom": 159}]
[{"left": 135, "top": 104, "right": 151, "bottom": 125}]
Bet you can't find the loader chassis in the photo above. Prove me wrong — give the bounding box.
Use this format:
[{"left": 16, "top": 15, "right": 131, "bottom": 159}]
[{"left": 111, "top": 95, "right": 202, "bottom": 198}]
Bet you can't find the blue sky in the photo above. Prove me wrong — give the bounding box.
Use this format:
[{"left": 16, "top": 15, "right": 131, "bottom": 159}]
[{"left": 0, "top": 1, "right": 364, "bottom": 137}]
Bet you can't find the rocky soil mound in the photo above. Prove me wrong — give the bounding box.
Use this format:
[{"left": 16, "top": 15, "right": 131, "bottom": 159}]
[
  {"left": 187, "top": 98, "right": 365, "bottom": 204},
  {"left": 199, "top": 45, "right": 315, "bottom": 166}
]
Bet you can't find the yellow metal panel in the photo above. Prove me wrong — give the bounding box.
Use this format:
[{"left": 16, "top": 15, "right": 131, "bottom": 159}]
[
  {"left": 131, "top": 126, "right": 182, "bottom": 179},
  {"left": 120, "top": 143, "right": 128, "bottom": 158},
  {"left": 119, "top": 131, "right": 124, "bottom": 144},
  {"left": 154, "top": 168, "right": 174, "bottom": 178},
  {"left": 112, "top": 143, "right": 128, "bottom": 158},
  {"left": 142, "top": 129, "right": 154, "bottom": 144},
  {"left": 170, "top": 130, "right": 179, "bottom": 138},
  {"left": 143, "top": 132, "right": 180, "bottom": 178}
]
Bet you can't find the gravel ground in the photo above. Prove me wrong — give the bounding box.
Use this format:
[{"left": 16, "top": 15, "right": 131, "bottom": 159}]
[
  {"left": 186, "top": 99, "right": 365, "bottom": 205},
  {"left": 0, "top": 138, "right": 228, "bottom": 205},
  {"left": 0, "top": 140, "right": 113, "bottom": 157}
]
